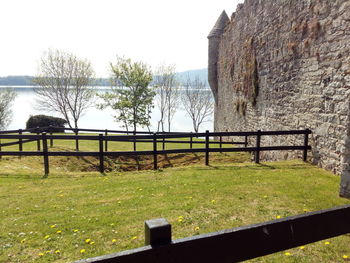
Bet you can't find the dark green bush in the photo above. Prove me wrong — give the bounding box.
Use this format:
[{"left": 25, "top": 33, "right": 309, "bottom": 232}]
[{"left": 26, "top": 115, "right": 67, "bottom": 133}]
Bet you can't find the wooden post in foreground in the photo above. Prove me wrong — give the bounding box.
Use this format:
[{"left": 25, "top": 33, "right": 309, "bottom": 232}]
[
  {"left": 42, "top": 132, "right": 49, "bottom": 177},
  {"left": 145, "top": 218, "right": 171, "bottom": 246},
  {"left": 205, "top": 130, "right": 209, "bottom": 166}
]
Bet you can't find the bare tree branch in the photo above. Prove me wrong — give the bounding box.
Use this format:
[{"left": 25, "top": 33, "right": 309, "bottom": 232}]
[{"left": 33, "top": 49, "right": 95, "bottom": 130}]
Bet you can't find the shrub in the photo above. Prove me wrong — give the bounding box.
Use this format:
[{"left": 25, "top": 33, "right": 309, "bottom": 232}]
[{"left": 26, "top": 115, "right": 67, "bottom": 133}]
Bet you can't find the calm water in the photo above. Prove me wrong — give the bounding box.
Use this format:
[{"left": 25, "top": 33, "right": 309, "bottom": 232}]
[{"left": 4, "top": 86, "right": 213, "bottom": 132}]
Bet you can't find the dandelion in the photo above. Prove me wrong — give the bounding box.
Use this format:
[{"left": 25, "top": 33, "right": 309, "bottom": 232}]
[
  {"left": 20, "top": 239, "right": 26, "bottom": 243},
  {"left": 110, "top": 223, "right": 115, "bottom": 226},
  {"left": 90, "top": 241, "right": 95, "bottom": 245},
  {"left": 211, "top": 199, "right": 216, "bottom": 204},
  {"left": 276, "top": 215, "right": 281, "bottom": 219},
  {"left": 50, "top": 224, "right": 56, "bottom": 228},
  {"left": 73, "top": 229, "right": 79, "bottom": 233},
  {"left": 299, "top": 246, "right": 305, "bottom": 250},
  {"left": 117, "top": 201, "right": 122, "bottom": 204},
  {"left": 177, "top": 216, "right": 184, "bottom": 223},
  {"left": 194, "top": 226, "right": 200, "bottom": 231},
  {"left": 112, "top": 239, "right": 117, "bottom": 243},
  {"left": 131, "top": 236, "right": 137, "bottom": 240},
  {"left": 324, "top": 241, "right": 330, "bottom": 245},
  {"left": 45, "top": 250, "right": 51, "bottom": 254},
  {"left": 44, "top": 235, "right": 50, "bottom": 239},
  {"left": 263, "top": 195, "right": 268, "bottom": 198},
  {"left": 80, "top": 249, "right": 86, "bottom": 254},
  {"left": 303, "top": 209, "right": 309, "bottom": 212},
  {"left": 54, "top": 250, "right": 60, "bottom": 254},
  {"left": 138, "top": 188, "right": 143, "bottom": 191},
  {"left": 56, "top": 230, "right": 62, "bottom": 234},
  {"left": 38, "top": 253, "right": 44, "bottom": 256},
  {"left": 284, "top": 252, "right": 291, "bottom": 256},
  {"left": 343, "top": 255, "right": 349, "bottom": 259},
  {"left": 85, "top": 239, "right": 92, "bottom": 244}
]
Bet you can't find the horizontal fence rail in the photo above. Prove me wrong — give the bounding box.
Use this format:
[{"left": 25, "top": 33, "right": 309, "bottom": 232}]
[
  {"left": 0, "top": 127, "right": 311, "bottom": 176},
  {"left": 73, "top": 204, "right": 350, "bottom": 263}
]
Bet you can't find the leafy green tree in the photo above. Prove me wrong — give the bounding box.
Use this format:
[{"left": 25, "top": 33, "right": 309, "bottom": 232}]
[{"left": 98, "top": 57, "right": 155, "bottom": 132}]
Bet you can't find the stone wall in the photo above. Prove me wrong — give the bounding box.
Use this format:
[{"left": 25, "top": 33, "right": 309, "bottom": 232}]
[{"left": 210, "top": 0, "right": 350, "bottom": 176}]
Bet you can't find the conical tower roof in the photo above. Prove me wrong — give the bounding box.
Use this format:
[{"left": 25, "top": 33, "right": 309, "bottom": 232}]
[{"left": 208, "top": 10, "right": 229, "bottom": 38}]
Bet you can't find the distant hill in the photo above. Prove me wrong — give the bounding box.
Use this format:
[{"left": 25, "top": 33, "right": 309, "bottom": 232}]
[
  {"left": 0, "top": 68, "right": 208, "bottom": 87},
  {"left": 0, "top": 76, "right": 34, "bottom": 86},
  {"left": 176, "top": 68, "right": 208, "bottom": 86}
]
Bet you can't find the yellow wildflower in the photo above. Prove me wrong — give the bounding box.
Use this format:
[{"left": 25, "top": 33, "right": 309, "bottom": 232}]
[
  {"left": 73, "top": 229, "right": 79, "bottom": 233},
  {"left": 85, "top": 238, "right": 91, "bottom": 244},
  {"left": 80, "top": 249, "right": 86, "bottom": 254},
  {"left": 20, "top": 239, "right": 26, "bottom": 243},
  {"left": 56, "top": 230, "right": 62, "bottom": 234},
  {"left": 131, "top": 236, "right": 137, "bottom": 240},
  {"left": 50, "top": 224, "right": 56, "bottom": 228},
  {"left": 44, "top": 235, "right": 50, "bottom": 239},
  {"left": 324, "top": 241, "right": 330, "bottom": 245},
  {"left": 284, "top": 252, "right": 291, "bottom": 256},
  {"left": 276, "top": 215, "right": 281, "bottom": 219},
  {"left": 211, "top": 199, "right": 216, "bottom": 204},
  {"left": 194, "top": 226, "right": 200, "bottom": 231},
  {"left": 54, "top": 250, "right": 60, "bottom": 254},
  {"left": 112, "top": 239, "right": 117, "bottom": 243},
  {"left": 38, "top": 253, "right": 44, "bottom": 256},
  {"left": 90, "top": 241, "right": 95, "bottom": 245},
  {"left": 299, "top": 246, "right": 305, "bottom": 250},
  {"left": 343, "top": 255, "right": 349, "bottom": 259}
]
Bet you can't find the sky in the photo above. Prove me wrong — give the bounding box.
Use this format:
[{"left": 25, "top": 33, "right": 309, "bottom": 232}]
[{"left": 0, "top": 0, "right": 244, "bottom": 77}]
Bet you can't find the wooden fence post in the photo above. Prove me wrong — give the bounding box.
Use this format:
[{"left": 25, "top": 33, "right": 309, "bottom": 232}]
[
  {"left": 244, "top": 135, "right": 248, "bottom": 148},
  {"left": 19, "top": 129, "right": 23, "bottom": 158},
  {"left": 105, "top": 129, "right": 108, "bottom": 152},
  {"left": 42, "top": 132, "right": 49, "bottom": 177},
  {"left": 36, "top": 128, "right": 41, "bottom": 151},
  {"left": 0, "top": 139, "right": 2, "bottom": 160},
  {"left": 153, "top": 132, "right": 158, "bottom": 170},
  {"left": 133, "top": 131, "right": 136, "bottom": 152},
  {"left": 75, "top": 128, "right": 79, "bottom": 152},
  {"left": 145, "top": 218, "right": 171, "bottom": 246},
  {"left": 303, "top": 129, "right": 310, "bottom": 162},
  {"left": 49, "top": 125, "right": 53, "bottom": 148},
  {"left": 190, "top": 132, "right": 193, "bottom": 149},
  {"left": 255, "top": 130, "right": 261, "bottom": 164},
  {"left": 162, "top": 134, "right": 165, "bottom": 150},
  {"left": 205, "top": 130, "right": 209, "bottom": 166},
  {"left": 219, "top": 134, "right": 222, "bottom": 152},
  {"left": 99, "top": 134, "right": 104, "bottom": 173}
]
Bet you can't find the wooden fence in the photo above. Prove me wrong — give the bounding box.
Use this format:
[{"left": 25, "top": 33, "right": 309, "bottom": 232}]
[
  {"left": 73, "top": 204, "right": 350, "bottom": 263},
  {"left": 0, "top": 127, "right": 311, "bottom": 176}
]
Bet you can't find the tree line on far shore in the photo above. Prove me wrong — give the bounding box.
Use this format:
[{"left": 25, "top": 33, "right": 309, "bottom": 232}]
[{"left": 0, "top": 49, "right": 213, "bottom": 133}]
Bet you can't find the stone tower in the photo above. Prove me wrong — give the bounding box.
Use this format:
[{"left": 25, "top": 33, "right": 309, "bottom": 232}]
[{"left": 207, "top": 10, "right": 229, "bottom": 104}]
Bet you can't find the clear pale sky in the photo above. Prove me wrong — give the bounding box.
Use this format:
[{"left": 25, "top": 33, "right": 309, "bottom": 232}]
[{"left": 0, "top": 0, "right": 243, "bottom": 77}]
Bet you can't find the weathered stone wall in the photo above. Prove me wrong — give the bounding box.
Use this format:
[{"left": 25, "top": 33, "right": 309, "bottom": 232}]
[{"left": 212, "top": 0, "right": 350, "bottom": 175}]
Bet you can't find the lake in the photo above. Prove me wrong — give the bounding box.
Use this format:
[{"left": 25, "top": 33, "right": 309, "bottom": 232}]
[{"left": 3, "top": 86, "right": 213, "bottom": 132}]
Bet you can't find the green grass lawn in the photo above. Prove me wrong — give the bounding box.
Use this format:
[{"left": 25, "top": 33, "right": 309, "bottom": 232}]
[{"left": 0, "top": 158, "right": 350, "bottom": 263}]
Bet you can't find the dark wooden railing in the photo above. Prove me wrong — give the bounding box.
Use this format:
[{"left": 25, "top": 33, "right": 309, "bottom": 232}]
[
  {"left": 73, "top": 204, "right": 350, "bottom": 263},
  {"left": 0, "top": 127, "right": 311, "bottom": 177}
]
